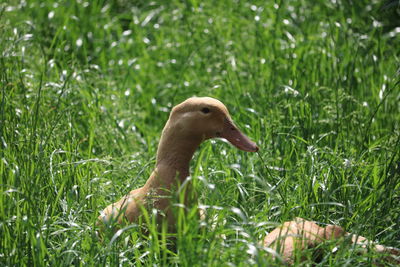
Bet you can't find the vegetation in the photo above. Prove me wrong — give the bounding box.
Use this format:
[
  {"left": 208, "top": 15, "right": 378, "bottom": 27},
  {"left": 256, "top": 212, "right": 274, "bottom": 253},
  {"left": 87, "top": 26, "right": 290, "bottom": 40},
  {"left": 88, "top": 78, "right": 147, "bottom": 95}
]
[{"left": 1, "top": 0, "right": 399, "bottom": 266}]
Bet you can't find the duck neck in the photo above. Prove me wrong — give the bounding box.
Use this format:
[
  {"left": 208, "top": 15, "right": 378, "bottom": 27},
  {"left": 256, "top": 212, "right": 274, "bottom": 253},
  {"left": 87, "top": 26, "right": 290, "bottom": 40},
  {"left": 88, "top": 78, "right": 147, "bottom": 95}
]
[{"left": 154, "top": 124, "right": 202, "bottom": 184}]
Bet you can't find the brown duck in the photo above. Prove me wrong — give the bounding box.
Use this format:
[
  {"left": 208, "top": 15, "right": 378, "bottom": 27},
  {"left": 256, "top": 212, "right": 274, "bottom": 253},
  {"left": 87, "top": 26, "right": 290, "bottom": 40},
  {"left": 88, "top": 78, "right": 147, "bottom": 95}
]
[{"left": 98, "top": 97, "right": 258, "bottom": 229}]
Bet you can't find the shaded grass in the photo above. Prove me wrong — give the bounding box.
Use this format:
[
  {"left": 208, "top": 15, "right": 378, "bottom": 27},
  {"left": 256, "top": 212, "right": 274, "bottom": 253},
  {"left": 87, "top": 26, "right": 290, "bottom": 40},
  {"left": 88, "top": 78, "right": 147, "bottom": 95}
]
[{"left": 1, "top": 0, "right": 399, "bottom": 266}]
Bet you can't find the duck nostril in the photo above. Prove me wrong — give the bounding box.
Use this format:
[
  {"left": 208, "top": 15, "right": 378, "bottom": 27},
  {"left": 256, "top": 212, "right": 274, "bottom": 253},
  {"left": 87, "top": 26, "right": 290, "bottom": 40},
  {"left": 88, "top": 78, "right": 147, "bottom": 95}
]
[{"left": 230, "top": 127, "right": 235, "bottom": 131}]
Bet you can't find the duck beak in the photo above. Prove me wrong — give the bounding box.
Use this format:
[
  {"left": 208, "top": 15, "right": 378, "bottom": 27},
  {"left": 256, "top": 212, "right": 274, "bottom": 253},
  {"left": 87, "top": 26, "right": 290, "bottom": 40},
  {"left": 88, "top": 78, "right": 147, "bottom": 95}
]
[{"left": 220, "top": 119, "right": 259, "bottom": 152}]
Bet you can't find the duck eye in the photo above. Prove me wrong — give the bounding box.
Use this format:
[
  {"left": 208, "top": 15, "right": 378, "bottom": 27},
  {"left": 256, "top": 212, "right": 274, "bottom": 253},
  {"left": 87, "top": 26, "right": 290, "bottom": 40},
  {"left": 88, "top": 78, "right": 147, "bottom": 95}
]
[{"left": 201, "top": 107, "right": 210, "bottom": 114}]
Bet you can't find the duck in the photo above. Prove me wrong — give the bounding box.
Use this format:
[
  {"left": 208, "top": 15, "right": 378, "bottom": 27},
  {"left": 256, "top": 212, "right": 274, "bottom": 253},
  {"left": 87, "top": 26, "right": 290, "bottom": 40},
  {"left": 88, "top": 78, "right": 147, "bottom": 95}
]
[
  {"left": 263, "top": 217, "right": 345, "bottom": 264},
  {"left": 98, "top": 97, "right": 258, "bottom": 230},
  {"left": 263, "top": 217, "right": 400, "bottom": 265}
]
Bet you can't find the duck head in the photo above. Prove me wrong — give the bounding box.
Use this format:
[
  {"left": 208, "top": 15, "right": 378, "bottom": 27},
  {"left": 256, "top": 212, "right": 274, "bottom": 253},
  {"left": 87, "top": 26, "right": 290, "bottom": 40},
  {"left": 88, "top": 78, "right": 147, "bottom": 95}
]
[{"left": 164, "top": 97, "right": 258, "bottom": 152}]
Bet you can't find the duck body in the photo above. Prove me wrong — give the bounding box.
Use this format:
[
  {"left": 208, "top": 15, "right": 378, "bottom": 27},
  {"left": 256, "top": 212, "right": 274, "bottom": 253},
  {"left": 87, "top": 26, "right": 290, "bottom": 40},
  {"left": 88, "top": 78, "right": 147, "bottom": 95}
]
[
  {"left": 264, "top": 217, "right": 400, "bottom": 265},
  {"left": 263, "top": 217, "right": 345, "bottom": 263},
  {"left": 98, "top": 97, "right": 258, "bottom": 229}
]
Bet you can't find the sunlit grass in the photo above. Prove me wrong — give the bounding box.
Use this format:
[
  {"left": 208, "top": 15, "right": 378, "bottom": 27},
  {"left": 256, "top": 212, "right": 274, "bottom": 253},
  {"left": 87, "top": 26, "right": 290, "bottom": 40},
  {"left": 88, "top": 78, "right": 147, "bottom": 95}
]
[{"left": 1, "top": 0, "right": 399, "bottom": 266}]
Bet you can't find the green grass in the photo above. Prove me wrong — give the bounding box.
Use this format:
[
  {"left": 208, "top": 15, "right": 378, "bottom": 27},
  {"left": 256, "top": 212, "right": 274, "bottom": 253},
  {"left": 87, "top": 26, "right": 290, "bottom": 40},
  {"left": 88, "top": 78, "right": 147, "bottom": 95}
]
[{"left": 1, "top": 0, "right": 399, "bottom": 266}]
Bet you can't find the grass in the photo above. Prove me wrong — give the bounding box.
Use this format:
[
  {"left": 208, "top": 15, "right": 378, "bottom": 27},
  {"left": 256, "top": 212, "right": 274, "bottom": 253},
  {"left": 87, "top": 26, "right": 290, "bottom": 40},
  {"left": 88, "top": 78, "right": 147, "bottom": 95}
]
[{"left": 1, "top": 0, "right": 399, "bottom": 266}]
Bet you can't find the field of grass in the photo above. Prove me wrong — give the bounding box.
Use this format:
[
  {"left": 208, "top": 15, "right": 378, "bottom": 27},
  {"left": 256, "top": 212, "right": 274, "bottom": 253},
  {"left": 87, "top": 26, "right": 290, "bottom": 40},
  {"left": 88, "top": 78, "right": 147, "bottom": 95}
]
[{"left": 1, "top": 0, "right": 399, "bottom": 266}]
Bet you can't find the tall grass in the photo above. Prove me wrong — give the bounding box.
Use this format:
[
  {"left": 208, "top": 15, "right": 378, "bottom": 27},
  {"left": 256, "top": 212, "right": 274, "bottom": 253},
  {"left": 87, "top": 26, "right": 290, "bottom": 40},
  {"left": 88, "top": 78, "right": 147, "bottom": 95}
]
[{"left": 1, "top": 0, "right": 399, "bottom": 266}]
